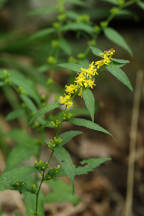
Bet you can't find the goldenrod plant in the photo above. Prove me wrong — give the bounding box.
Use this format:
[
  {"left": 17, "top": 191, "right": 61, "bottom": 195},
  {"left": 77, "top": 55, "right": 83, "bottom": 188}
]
[{"left": 0, "top": 0, "right": 143, "bottom": 215}]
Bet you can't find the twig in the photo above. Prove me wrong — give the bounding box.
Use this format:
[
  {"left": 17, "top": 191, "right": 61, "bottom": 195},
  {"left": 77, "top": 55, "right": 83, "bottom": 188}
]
[{"left": 123, "top": 70, "right": 143, "bottom": 216}]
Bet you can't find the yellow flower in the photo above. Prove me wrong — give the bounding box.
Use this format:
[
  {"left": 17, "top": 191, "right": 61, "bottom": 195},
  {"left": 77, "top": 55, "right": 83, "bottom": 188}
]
[
  {"left": 59, "top": 49, "right": 115, "bottom": 110},
  {"left": 65, "top": 84, "right": 78, "bottom": 95}
]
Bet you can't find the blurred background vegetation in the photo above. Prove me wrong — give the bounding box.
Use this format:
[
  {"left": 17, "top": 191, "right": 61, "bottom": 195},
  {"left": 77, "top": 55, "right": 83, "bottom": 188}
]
[{"left": 0, "top": 0, "right": 144, "bottom": 215}]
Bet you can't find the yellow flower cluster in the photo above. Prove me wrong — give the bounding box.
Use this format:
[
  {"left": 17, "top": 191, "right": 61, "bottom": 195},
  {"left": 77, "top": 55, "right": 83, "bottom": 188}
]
[{"left": 60, "top": 49, "right": 115, "bottom": 109}]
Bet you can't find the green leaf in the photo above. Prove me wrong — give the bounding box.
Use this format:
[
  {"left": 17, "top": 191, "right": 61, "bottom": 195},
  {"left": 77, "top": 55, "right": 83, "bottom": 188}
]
[
  {"left": 6, "top": 129, "right": 35, "bottom": 147},
  {"left": 67, "top": 0, "right": 87, "bottom": 6},
  {"left": 106, "top": 64, "right": 133, "bottom": 91},
  {"left": 90, "top": 47, "right": 104, "bottom": 57},
  {"left": 59, "top": 38, "right": 72, "bottom": 55},
  {"left": 102, "top": 0, "right": 118, "bottom": 5},
  {"left": 69, "top": 118, "right": 111, "bottom": 135},
  {"left": 24, "top": 192, "right": 44, "bottom": 216},
  {"left": 20, "top": 95, "right": 37, "bottom": 112},
  {"left": 61, "top": 23, "right": 94, "bottom": 34},
  {"left": 58, "top": 62, "right": 88, "bottom": 72},
  {"left": 5, "top": 145, "right": 39, "bottom": 171},
  {"left": 112, "top": 58, "right": 130, "bottom": 64},
  {"left": 27, "top": 28, "right": 55, "bottom": 41},
  {"left": 7, "top": 69, "right": 40, "bottom": 104},
  {"left": 45, "top": 180, "right": 79, "bottom": 205},
  {"left": 75, "top": 158, "right": 111, "bottom": 175},
  {"left": 0, "top": 166, "right": 36, "bottom": 190},
  {"left": 137, "top": 2, "right": 144, "bottom": 10},
  {"left": 82, "top": 88, "right": 95, "bottom": 122},
  {"left": 66, "top": 11, "right": 79, "bottom": 20},
  {"left": 104, "top": 27, "right": 133, "bottom": 56},
  {"left": 70, "top": 107, "right": 90, "bottom": 116},
  {"left": 6, "top": 109, "right": 25, "bottom": 121},
  {"left": 59, "top": 130, "right": 83, "bottom": 146},
  {"left": 5, "top": 130, "right": 39, "bottom": 170},
  {"left": 29, "top": 102, "right": 60, "bottom": 124},
  {"left": 54, "top": 146, "right": 75, "bottom": 186},
  {"left": 27, "top": 7, "right": 56, "bottom": 16}
]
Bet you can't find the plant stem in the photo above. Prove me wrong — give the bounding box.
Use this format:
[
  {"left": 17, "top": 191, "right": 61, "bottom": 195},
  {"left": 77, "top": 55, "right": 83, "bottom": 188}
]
[
  {"left": 48, "top": 151, "right": 54, "bottom": 163},
  {"left": 35, "top": 171, "right": 45, "bottom": 216}
]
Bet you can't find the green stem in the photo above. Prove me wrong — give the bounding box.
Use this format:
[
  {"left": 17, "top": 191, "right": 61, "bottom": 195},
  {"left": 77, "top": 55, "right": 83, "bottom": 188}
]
[
  {"left": 35, "top": 171, "right": 45, "bottom": 216},
  {"left": 48, "top": 151, "right": 54, "bottom": 163}
]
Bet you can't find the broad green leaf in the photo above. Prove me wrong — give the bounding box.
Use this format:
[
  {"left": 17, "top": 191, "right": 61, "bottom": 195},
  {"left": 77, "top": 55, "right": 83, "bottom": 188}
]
[
  {"left": 27, "top": 7, "right": 56, "bottom": 16},
  {"left": 27, "top": 28, "right": 55, "bottom": 41},
  {"left": 75, "top": 158, "right": 111, "bottom": 175},
  {"left": 104, "top": 27, "right": 133, "bottom": 56},
  {"left": 54, "top": 146, "right": 75, "bottom": 185},
  {"left": 70, "top": 118, "right": 111, "bottom": 135},
  {"left": 6, "top": 109, "right": 25, "bottom": 121},
  {"left": 5, "top": 145, "right": 39, "bottom": 171},
  {"left": 24, "top": 192, "right": 44, "bottom": 216},
  {"left": 106, "top": 64, "right": 133, "bottom": 91},
  {"left": 29, "top": 102, "right": 60, "bottom": 124},
  {"left": 59, "top": 38, "right": 72, "bottom": 55},
  {"left": 45, "top": 180, "right": 79, "bottom": 205},
  {"left": 61, "top": 23, "right": 93, "bottom": 34},
  {"left": 82, "top": 88, "right": 95, "bottom": 121},
  {"left": 59, "top": 130, "right": 83, "bottom": 146},
  {"left": 0, "top": 166, "right": 36, "bottom": 190},
  {"left": 90, "top": 47, "right": 104, "bottom": 57},
  {"left": 138, "top": 2, "right": 144, "bottom": 10},
  {"left": 58, "top": 62, "right": 88, "bottom": 72}
]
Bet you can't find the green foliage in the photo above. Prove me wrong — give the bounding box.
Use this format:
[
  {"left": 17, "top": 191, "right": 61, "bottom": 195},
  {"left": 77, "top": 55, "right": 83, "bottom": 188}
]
[
  {"left": 45, "top": 180, "right": 79, "bottom": 205},
  {"left": 29, "top": 102, "right": 60, "bottom": 124},
  {"left": 0, "top": 166, "right": 35, "bottom": 190},
  {"left": 82, "top": 88, "right": 95, "bottom": 122},
  {"left": 59, "top": 62, "right": 89, "bottom": 72},
  {"left": 59, "top": 130, "right": 83, "bottom": 146},
  {"left": 5, "top": 130, "right": 39, "bottom": 170},
  {"left": 24, "top": 192, "right": 44, "bottom": 216},
  {"left": 75, "top": 158, "right": 111, "bottom": 175},
  {"left": 0, "top": 0, "right": 136, "bottom": 214},
  {"left": 106, "top": 64, "right": 133, "bottom": 91},
  {"left": 104, "top": 27, "right": 133, "bottom": 56},
  {"left": 70, "top": 118, "right": 111, "bottom": 135}
]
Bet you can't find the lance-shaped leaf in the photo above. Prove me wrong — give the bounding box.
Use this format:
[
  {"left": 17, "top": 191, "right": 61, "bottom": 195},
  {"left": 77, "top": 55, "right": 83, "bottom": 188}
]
[
  {"left": 54, "top": 146, "right": 75, "bottom": 189},
  {"left": 59, "top": 38, "right": 72, "bottom": 55},
  {"left": 0, "top": 166, "right": 36, "bottom": 191},
  {"left": 59, "top": 130, "right": 83, "bottom": 146},
  {"left": 27, "top": 28, "right": 55, "bottom": 41},
  {"left": 45, "top": 180, "right": 79, "bottom": 205},
  {"left": 58, "top": 62, "right": 88, "bottom": 72},
  {"left": 82, "top": 88, "right": 95, "bottom": 121},
  {"left": 61, "top": 23, "right": 94, "bottom": 34},
  {"left": 6, "top": 109, "right": 25, "bottom": 121},
  {"left": 29, "top": 102, "right": 60, "bottom": 124},
  {"left": 70, "top": 118, "right": 111, "bottom": 136},
  {"left": 90, "top": 47, "right": 104, "bottom": 57},
  {"left": 106, "top": 64, "right": 133, "bottom": 91},
  {"left": 75, "top": 158, "right": 111, "bottom": 175},
  {"left": 104, "top": 27, "right": 133, "bottom": 56}
]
